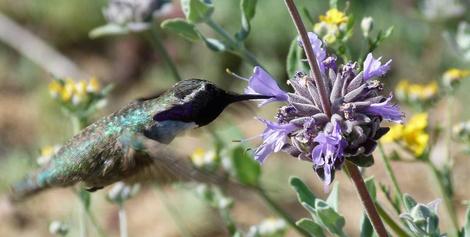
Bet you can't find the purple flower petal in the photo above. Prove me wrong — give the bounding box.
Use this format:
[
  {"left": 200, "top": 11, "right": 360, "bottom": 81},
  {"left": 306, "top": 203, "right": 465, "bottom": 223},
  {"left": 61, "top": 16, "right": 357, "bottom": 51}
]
[
  {"left": 253, "top": 118, "right": 297, "bottom": 163},
  {"left": 311, "top": 120, "right": 347, "bottom": 185},
  {"left": 363, "top": 53, "right": 392, "bottom": 80},
  {"left": 362, "top": 94, "right": 403, "bottom": 123},
  {"left": 245, "top": 66, "right": 288, "bottom": 107},
  {"left": 298, "top": 32, "right": 327, "bottom": 74}
]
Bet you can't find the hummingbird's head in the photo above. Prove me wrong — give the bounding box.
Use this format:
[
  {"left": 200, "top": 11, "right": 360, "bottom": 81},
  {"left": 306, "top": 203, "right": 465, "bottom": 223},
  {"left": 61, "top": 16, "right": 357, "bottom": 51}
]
[{"left": 153, "top": 79, "right": 272, "bottom": 127}]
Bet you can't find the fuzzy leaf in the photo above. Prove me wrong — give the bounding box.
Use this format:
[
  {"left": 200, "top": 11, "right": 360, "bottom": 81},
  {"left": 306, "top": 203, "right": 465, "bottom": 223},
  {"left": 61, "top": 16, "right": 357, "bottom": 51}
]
[
  {"left": 181, "top": 0, "right": 214, "bottom": 24},
  {"left": 296, "top": 218, "right": 326, "bottom": 237},
  {"left": 231, "top": 146, "right": 260, "bottom": 186},
  {"left": 290, "top": 176, "right": 316, "bottom": 207},
  {"left": 360, "top": 214, "right": 374, "bottom": 237},
  {"left": 326, "top": 182, "right": 339, "bottom": 212},
  {"left": 286, "top": 38, "right": 307, "bottom": 77},
  {"left": 364, "top": 176, "right": 377, "bottom": 200},
  {"left": 202, "top": 36, "right": 227, "bottom": 52},
  {"left": 403, "top": 193, "right": 418, "bottom": 211},
  {"left": 235, "top": 0, "right": 257, "bottom": 41},
  {"left": 161, "top": 18, "right": 200, "bottom": 41},
  {"left": 78, "top": 189, "right": 91, "bottom": 210},
  {"left": 314, "top": 199, "right": 346, "bottom": 236}
]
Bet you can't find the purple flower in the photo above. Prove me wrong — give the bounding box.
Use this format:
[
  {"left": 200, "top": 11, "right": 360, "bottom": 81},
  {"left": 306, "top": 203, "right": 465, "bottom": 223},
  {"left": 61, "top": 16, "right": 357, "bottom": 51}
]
[
  {"left": 363, "top": 53, "right": 392, "bottom": 80},
  {"left": 245, "top": 66, "right": 288, "bottom": 106},
  {"left": 299, "top": 32, "right": 327, "bottom": 73},
  {"left": 362, "top": 94, "right": 403, "bottom": 123},
  {"left": 254, "top": 118, "right": 297, "bottom": 163},
  {"left": 311, "top": 119, "right": 347, "bottom": 185}
]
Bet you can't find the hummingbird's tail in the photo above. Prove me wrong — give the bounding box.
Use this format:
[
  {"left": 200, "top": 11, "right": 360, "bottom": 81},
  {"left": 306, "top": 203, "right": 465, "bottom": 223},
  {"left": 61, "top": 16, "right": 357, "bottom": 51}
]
[{"left": 9, "top": 173, "right": 49, "bottom": 202}]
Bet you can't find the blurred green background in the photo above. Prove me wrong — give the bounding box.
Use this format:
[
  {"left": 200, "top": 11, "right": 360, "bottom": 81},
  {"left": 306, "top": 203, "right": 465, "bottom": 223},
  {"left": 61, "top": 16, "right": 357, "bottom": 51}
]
[{"left": 0, "top": 0, "right": 469, "bottom": 236}]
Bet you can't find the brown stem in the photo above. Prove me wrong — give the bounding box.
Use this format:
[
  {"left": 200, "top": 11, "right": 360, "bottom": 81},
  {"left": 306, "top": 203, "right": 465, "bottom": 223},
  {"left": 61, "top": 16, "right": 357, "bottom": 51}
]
[
  {"left": 284, "top": 0, "right": 332, "bottom": 117},
  {"left": 345, "top": 161, "right": 388, "bottom": 237}
]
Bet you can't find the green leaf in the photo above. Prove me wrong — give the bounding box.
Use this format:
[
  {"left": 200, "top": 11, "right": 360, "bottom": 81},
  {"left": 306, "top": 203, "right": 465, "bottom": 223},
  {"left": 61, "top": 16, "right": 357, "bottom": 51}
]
[
  {"left": 346, "top": 155, "right": 374, "bottom": 167},
  {"left": 286, "top": 38, "right": 307, "bottom": 77},
  {"left": 181, "top": 0, "right": 214, "bottom": 23},
  {"left": 296, "top": 218, "right": 326, "bottom": 237},
  {"left": 289, "top": 176, "right": 316, "bottom": 207},
  {"left": 89, "top": 24, "right": 130, "bottom": 38},
  {"left": 360, "top": 214, "right": 374, "bottom": 237},
  {"left": 231, "top": 146, "right": 260, "bottom": 186},
  {"left": 235, "top": 0, "right": 258, "bottom": 41},
  {"left": 326, "top": 182, "right": 339, "bottom": 212},
  {"left": 364, "top": 177, "right": 377, "bottom": 200},
  {"left": 161, "top": 18, "right": 200, "bottom": 41},
  {"left": 314, "top": 199, "right": 346, "bottom": 236},
  {"left": 464, "top": 205, "right": 470, "bottom": 237},
  {"left": 202, "top": 36, "right": 227, "bottom": 52},
  {"left": 403, "top": 193, "right": 418, "bottom": 211}
]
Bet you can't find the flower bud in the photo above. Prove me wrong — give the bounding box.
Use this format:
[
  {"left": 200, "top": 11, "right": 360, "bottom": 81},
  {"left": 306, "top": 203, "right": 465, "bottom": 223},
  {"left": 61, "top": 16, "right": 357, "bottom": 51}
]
[{"left": 361, "top": 16, "right": 374, "bottom": 37}]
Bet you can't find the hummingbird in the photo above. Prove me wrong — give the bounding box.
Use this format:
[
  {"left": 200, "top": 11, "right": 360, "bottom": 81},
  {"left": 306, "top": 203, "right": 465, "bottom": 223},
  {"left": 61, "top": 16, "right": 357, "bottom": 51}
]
[{"left": 11, "top": 79, "right": 271, "bottom": 201}]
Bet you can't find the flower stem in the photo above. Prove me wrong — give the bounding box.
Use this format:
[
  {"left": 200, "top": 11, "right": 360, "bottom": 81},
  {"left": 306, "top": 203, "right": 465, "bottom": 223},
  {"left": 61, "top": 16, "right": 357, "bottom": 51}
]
[
  {"left": 254, "top": 187, "right": 310, "bottom": 237},
  {"left": 153, "top": 184, "right": 193, "bottom": 237},
  {"left": 118, "top": 204, "right": 128, "bottom": 237},
  {"left": 146, "top": 26, "right": 182, "bottom": 82},
  {"left": 205, "top": 18, "right": 264, "bottom": 68},
  {"left": 425, "top": 160, "right": 459, "bottom": 235},
  {"left": 378, "top": 143, "right": 405, "bottom": 209},
  {"left": 375, "top": 202, "right": 410, "bottom": 237},
  {"left": 284, "top": 0, "right": 332, "bottom": 117},
  {"left": 344, "top": 161, "right": 388, "bottom": 237}
]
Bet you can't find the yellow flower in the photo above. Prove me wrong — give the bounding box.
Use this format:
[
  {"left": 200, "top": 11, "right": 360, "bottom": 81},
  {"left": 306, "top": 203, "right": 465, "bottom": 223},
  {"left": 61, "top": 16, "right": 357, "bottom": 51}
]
[
  {"left": 319, "top": 8, "right": 349, "bottom": 25},
  {"left": 381, "top": 124, "right": 404, "bottom": 143},
  {"left": 72, "top": 80, "right": 88, "bottom": 105},
  {"left": 48, "top": 80, "right": 63, "bottom": 98},
  {"left": 61, "top": 78, "right": 75, "bottom": 102},
  {"left": 190, "top": 148, "right": 217, "bottom": 167},
  {"left": 381, "top": 113, "right": 429, "bottom": 156},
  {"left": 442, "top": 68, "right": 470, "bottom": 87},
  {"left": 395, "top": 80, "right": 439, "bottom": 103},
  {"left": 87, "top": 77, "right": 101, "bottom": 93},
  {"left": 37, "top": 145, "right": 60, "bottom": 165}
]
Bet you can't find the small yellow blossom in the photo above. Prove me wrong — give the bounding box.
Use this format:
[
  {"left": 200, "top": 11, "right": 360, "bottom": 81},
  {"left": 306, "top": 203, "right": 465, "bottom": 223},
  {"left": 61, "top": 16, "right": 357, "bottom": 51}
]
[
  {"left": 61, "top": 78, "right": 75, "bottom": 102},
  {"left": 395, "top": 80, "right": 439, "bottom": 103},
  {"left": 442, "top": 68, "right": 470, "bottom": 87},
  {"left": 382, "top": 113, "right": 429, "bottom": 156},
  {"left": 314, "top": 8, "right": 349, "bottom": 45},
  {"left": 87, "top": 77, "right": 101, "bottom": 93},
  {"left": 37, "top": 145, "right": 60, "bottom": 165},
  {"left": 319, "top": 8, "right": 349, "bottom": 25},
  {"left": 191, "top": 148, "right": 217, "bottom": 167},
  {"left": 72, "top": 80, "right": 88, "bottom": 105},
  {"left": 48, "top": 80, "right": 63, "bottom": 98}
]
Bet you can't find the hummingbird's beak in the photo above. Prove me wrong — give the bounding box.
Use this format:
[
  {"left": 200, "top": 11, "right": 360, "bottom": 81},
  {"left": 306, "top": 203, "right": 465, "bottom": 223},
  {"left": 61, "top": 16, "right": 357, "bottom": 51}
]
[{"left": 227, "top": 93, "right": 274, "bottom": 103}]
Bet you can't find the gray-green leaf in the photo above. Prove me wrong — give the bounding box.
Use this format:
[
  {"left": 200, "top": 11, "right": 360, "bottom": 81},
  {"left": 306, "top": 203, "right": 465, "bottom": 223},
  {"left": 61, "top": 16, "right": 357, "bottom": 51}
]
[
  {"left": 235, "top": 0, "right": 258, "bottom": 41},
  {"left": 464, "top": 205, "right": 470, "bottom": 237},
  {"left": 181, "top": 0, "right": 214, "bottom": 24},
  {"left": 289, "top": 176, "right": 316, "bottom": 207},
  {"left": 89, "top": 24, "right": 130, "bottom": 38},
  {"left": 326, "top": 182, "right": 339, "bottom": 212},
  {"left": 315, "top": 199, "right": 346, "bottom": 236},
  {"left": 161, "top": 18, "right": 200, "bottom": 41},
  {"left": 296, "top": 218, "right": 326, "bottom": 237},
  {"left": 231, "top": 146, "right": 260, "bottom": 186}
]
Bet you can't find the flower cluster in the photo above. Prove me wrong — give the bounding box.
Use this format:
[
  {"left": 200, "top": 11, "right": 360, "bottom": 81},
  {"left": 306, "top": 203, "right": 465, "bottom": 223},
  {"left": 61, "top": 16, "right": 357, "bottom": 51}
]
[
  {"left": 382, "top": 113, "right": 429, "bottom": 157},
  {"left": 313, "top": 8, "right": 350, "bottom": 44},
  {"left": 442, "top": 68, "right": 470, "bottom": 89},
  {"left": 241, "top": 33, "right": 402, "bottom": 186},
  {"left": 48, "top": 77, "right": 108, "bottom": 117},
  {"left": 395, "top": 80, "right": 439, "bottom": 106}
]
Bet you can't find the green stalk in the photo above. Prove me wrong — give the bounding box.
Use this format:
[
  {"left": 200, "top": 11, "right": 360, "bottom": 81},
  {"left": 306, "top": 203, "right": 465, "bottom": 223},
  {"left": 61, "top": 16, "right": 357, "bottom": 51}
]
[
  {"left": 153, "top": 184, "right": 193, "bottom": 237},
  {"left": 425, "top": 161, "right": 459, "bottom": 235},
  {"left": 378, "top": 143, "right": 405, "bottom": 210},
  {"left": 146, "top": 26, "right": 182, "bottom": 82},
  {"left": 254, "top": 187, "right": 310, "bottom": 237},
  {"left": 205, "top": 18, "right": 264, "bottom": 68},
  {"left": 375, "top": 203, "right": 411, "bottom": 237},
  {"left": 118, "top": 204, "right": 128, "bottom": 237}
]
